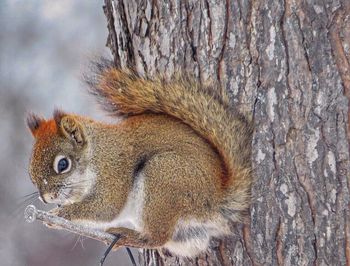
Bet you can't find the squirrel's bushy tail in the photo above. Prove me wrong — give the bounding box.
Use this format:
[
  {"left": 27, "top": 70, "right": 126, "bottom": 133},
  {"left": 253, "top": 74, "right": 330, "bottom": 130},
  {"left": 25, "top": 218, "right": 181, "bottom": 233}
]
[{"left": 86, "top": 62, "right": 253, "bottom": 222}]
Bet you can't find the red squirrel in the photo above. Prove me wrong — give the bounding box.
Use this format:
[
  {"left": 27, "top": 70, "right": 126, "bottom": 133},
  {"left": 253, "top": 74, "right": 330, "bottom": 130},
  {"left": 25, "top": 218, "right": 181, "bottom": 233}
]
[{"left": 27, "top": 65, "right": 253, "bottom": 257}]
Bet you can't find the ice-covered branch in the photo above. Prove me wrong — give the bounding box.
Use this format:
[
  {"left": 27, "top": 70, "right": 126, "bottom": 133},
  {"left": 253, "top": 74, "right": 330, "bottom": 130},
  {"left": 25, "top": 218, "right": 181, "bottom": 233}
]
[{"left": 24, "top": 205, "right": 115, "bottom": 244}]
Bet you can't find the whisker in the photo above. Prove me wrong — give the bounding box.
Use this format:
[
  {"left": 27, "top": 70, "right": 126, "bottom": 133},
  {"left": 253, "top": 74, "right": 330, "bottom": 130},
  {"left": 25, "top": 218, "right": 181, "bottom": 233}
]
[
  {"left": 61, "top": 191, "right": 70, "bottom": 199},
  {"left": 71, "top": 235, "right": 81, "bottom": 251},
  {"left": 20, "top": 191, "right": 39, "bottom": 199},
  {"left": 63, "top": 179, "right": 92, "bottom": 190},
  {"left": 63, "top": 185, "right": 88, "bottom": 190},
  {"left": 64, "top": 181, "right": 90, "bottom": 186},
  {"left": 79, "top": 236, "right": 86, "bottom": 249},
  {"left": 64, "top": 180, "right": 91, "bottom": 186},
  {"left": 60, "top": 191, "right": 75, "bottom": 205},
  {"left": 15, "top": 194, "right": 39, "bottom": 207}
]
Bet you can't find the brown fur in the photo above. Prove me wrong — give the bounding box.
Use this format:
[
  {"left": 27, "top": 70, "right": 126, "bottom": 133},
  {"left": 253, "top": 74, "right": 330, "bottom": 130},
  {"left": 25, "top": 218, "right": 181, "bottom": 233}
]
[{"left": 27, "top": 66, "right": 253, "bottom": 256}]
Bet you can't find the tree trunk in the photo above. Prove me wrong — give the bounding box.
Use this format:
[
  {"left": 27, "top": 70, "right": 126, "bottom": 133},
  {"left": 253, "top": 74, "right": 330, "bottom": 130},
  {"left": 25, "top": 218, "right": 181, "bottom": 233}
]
[{"left": 103, "top": 0, "right": 350, "bottom": 265}]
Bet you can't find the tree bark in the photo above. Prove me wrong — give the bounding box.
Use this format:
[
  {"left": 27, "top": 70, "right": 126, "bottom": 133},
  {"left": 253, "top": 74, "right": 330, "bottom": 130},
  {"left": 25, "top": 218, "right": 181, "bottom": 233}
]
[{"left": 103, "top": 0, "right": 350, "bottom": 265}]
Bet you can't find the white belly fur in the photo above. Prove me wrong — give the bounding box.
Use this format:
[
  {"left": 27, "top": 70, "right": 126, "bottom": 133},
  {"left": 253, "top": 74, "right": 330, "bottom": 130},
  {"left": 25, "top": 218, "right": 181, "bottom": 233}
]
[
  {"left": 164, "top": 216, "right": 230, "bottom": 257},
  {"left": 75, "top": 172, "right": 145, "bottom": 231}
]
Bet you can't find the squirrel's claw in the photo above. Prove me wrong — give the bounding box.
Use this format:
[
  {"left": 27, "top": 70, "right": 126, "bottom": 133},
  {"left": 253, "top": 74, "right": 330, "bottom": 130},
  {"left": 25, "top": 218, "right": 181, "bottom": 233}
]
[{"left": 99, "top": 234, "right": 122, "bottom": 266}]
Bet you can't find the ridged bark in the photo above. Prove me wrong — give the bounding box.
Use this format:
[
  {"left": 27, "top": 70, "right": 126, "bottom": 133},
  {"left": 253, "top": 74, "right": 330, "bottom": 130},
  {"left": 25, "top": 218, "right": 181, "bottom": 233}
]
[{"left": 103, "top": 0, "right": 350, "bottom": 265}]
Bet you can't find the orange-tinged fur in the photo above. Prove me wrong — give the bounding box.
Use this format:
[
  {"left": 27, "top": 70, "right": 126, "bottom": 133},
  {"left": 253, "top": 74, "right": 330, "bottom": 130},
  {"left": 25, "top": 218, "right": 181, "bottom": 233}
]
[
  {"left": 27, "top": 65, "right": 253, "bottom": 257},
  {"left": 32, "top": 120, "right": 57, "bottom": 138}
]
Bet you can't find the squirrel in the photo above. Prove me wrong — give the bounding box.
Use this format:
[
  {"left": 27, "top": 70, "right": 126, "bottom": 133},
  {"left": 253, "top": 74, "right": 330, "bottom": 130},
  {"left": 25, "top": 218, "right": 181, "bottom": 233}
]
[{"left": 26, "top": 63, "right": 253, "bottom": 258}]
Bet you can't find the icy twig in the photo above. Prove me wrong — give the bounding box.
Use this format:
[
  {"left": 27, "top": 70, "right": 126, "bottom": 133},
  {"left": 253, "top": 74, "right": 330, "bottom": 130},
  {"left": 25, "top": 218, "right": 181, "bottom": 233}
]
[{"left": 24, "top": 205, "right": 115, "bottom": 244}]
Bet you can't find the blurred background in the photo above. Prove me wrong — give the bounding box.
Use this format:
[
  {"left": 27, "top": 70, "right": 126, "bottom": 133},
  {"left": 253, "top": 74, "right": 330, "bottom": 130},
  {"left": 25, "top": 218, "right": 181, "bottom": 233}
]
[{"left": 0, "top": 1, "right": 132, "bottom": 265}]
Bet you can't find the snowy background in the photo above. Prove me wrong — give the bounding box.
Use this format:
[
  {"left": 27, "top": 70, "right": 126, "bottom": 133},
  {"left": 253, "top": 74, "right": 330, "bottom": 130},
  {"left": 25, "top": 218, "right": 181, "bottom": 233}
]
[{"left": 0, "top": 1, "right": 132, "bottom": 265}]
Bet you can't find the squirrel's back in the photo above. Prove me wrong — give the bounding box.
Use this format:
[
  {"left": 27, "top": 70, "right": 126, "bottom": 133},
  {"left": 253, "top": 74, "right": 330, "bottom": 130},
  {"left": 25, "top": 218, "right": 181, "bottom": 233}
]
[{"left": 86, "top": 62, "right": 253, "bottom": 223}]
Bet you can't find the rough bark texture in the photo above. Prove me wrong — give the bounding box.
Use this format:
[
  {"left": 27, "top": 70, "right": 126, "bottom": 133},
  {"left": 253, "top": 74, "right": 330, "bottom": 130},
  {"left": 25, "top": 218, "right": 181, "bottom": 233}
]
[{"left": 103, "top": 0, "right": 350, "bottom": 265}]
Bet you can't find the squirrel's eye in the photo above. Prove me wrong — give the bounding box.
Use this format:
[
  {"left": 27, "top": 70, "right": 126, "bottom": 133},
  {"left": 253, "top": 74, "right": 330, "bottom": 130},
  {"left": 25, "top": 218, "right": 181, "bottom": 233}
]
[{"left": 53, "top": 155, "right": 71, "bottom": 174}]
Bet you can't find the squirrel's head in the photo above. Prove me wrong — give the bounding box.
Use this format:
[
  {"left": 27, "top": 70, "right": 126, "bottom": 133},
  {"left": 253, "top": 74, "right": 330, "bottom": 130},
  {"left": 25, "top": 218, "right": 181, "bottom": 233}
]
[{"left": 26, "top": 110, "right": 93, "bottom": 206}]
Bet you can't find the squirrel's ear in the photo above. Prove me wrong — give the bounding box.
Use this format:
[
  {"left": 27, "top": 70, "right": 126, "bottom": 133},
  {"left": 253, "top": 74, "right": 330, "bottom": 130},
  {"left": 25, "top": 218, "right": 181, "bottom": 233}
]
[
  {"left": 54, "top": 110, "right": 86, "bottom": 147},
  {"left": 26, "top": 112, "right": 45, "bottom": 137}
]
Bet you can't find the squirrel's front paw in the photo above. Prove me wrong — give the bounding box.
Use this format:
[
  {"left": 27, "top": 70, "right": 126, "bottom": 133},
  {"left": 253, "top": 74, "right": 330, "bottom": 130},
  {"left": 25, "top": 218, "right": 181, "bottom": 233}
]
[
  {"left": 44, "top": 207, "right": 70, "bottom": 229},
  {"left": 50, "top": 207, "right": 71, "bottom": 219}
]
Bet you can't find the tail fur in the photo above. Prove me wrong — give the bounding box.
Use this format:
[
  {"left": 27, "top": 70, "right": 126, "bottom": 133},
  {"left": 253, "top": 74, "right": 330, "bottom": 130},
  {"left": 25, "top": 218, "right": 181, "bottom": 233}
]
[{"left": 86, "top": 61, "right": 253, "bottom": 221}]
